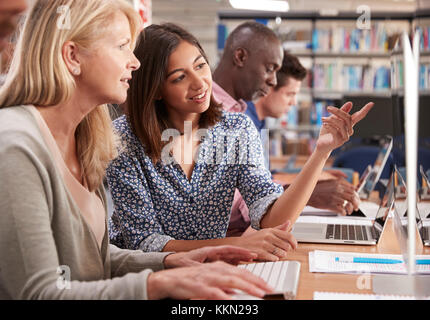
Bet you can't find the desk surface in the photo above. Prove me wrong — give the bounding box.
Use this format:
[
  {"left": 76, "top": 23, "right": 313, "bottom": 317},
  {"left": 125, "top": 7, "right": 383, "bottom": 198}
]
[
  {"left": 273, "top": 171, "right": 337, "bottom": 185},
  {"left": 267, "top": 160, "right": 428, "bottom": 299},
  {"left": 283, "top": 219, "right": 429, "bottom": 299}
]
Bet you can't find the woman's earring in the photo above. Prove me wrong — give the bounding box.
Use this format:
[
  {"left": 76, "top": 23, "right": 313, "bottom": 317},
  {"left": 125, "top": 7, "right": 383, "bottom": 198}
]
[{"left": 72, "top": 68, "right": 80, "bottom": 76}]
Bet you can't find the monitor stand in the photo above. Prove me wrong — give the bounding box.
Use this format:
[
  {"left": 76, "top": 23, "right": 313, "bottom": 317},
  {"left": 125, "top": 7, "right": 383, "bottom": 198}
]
[{"left": 373, "top": 274, "right": 430, "bottom": 297}]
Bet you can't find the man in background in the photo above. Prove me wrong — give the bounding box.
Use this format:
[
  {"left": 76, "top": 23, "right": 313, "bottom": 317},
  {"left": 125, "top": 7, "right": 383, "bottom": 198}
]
[
  {"left": 244, "top": 51, "right": 306, "bottom": 170},
  {"left": 240, "top": 51, "right": 360, "bottom": 234},
  {"left": 212, "top": 22, "right": 360, "bottom": 236}
]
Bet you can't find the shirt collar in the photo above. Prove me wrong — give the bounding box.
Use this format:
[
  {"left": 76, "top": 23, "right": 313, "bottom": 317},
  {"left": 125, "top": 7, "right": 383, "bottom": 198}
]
[
  {"left": 245, "top": 101, "right": 265, "bottom": 131},
  {"left": 212, "top": 81, "right": 247, "bottom": 113}
]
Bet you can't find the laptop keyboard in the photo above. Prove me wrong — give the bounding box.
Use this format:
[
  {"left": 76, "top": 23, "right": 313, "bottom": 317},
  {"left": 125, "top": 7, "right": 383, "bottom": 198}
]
[
  {"left": 237, "top": 261, "right": 295, "bottom": 294},
  {"left": 326, "top": 224, "right": 372, "bottom": 241}
]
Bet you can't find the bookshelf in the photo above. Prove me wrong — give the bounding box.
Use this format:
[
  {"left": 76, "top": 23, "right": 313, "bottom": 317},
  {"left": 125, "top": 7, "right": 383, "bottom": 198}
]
[{"left": 217, "top": 9, "right": 430, "bottom": 158}]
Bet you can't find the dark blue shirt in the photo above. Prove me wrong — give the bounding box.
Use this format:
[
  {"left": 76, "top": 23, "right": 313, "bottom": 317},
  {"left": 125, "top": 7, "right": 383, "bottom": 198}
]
[{"left": 245, "top": 101, "right": 270, "bottom": 170}]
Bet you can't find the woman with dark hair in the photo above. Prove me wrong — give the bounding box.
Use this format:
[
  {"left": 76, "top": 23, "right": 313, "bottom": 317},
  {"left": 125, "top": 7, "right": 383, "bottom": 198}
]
[{"left": 107, "top": 23, "right": 373, "bottom": 261}]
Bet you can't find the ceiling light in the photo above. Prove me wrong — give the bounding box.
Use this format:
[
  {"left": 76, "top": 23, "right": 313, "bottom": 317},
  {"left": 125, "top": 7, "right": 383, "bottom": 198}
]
[{"left": 229, "top": 0, "right": 290, "bottom": 12}]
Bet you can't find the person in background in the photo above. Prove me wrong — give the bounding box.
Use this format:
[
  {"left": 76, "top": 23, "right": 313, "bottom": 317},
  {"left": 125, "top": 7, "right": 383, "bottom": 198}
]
[
  {"left": 106, "top": 23, "right": 373, "bottom": 262},
  {"left": 211, "top": 22, "right": 361, "bottom": 237},
  {"left": 0, "top": 0, "right": 27, "bottom": 52},
  {"left": 0, "top": 0, "right": 27, "bottom": 85},
  {"left": 235, "top": 51, "right": 362, "bottom": 236},
  {"left": 0, "top": 0, "right": 271, "bottom": 300},
  {"left": 245, "top": 51, "right": 307, "bottom": 169}
]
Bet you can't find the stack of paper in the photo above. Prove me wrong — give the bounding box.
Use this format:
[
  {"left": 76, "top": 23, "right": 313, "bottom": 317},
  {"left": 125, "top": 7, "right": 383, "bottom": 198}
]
[{"left": 309, "top": 250, "right": 430, "bottom": 274}]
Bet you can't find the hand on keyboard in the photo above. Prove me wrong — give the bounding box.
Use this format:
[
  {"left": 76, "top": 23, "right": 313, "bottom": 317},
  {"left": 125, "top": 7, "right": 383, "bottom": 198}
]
[
  {"left": 233, "top": 260, "right": 301, "bottom": 299},
  {"left": 163, "top": 245, "right": 258, "bottom": 268},
  {"left": 147, "top": 261, "right": 274, "bottom": 300},
  {"left": 237, "top": 221, "right": 298, "bottom": 261}
]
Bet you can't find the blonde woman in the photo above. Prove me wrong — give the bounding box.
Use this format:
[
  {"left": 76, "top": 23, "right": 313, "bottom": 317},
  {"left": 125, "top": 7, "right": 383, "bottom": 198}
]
[{"left": 0, "top": 0, "right": 271, "bottom": 300}]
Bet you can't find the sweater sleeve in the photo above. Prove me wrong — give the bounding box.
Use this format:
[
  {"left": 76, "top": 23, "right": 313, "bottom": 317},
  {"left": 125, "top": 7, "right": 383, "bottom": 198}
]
[
  {"left": 0, "top": 135, "right": 157, "bottom": 300},
  {"left": 108, "top": 244, "right": 172, "bottom": 277}
]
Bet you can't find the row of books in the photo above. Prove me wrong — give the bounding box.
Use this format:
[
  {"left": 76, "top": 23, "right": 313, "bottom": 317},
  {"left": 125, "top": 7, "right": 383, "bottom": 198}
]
[
  {"left": 419, "top": 63, "right": 430, "bottom": 90},
  {"left": 269, "top": 132, "right": 314, "bottom": 157},
  {"left": 417, "top": 26, "right": 430, "bottom": 52},
  {"left": 312, "top": 62, "right": 390, "bottom": 91},
  {"left": 267, "top": 100, "right": 333, "bottom": 157},
  {"left": 310, "top": 59, "right": 430, "bottom": 92},
  {"left": 390, "top": 57, "right": 404, "bottom": 90},
  {"left": 390, "top": 54, "right": 430, "bottom": 91},
  {"left": 311, "top": 23, "right": 399, "bottom": 53}
]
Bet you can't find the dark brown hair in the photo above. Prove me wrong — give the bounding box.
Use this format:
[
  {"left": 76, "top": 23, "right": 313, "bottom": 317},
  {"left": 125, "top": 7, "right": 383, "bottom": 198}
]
[
  {"left": 275, "top": 51, "right": 307, "bottom": 90},
  {"left": 126, "top": 23, "right": 222, "bottom": 163}
]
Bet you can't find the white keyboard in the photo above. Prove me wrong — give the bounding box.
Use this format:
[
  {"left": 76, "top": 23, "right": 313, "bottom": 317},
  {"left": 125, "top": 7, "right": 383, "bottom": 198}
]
[{"left": 235, "top": 260, "right": 301, "bottom": 299}]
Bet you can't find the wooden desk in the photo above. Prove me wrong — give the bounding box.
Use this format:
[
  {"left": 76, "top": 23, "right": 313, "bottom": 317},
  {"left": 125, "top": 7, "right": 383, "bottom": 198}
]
[
  {"left": 270, "top": 155, "right": 334, "bottom": 172},
  {"left": 282, "top": 219, "right": 429, "bottom": 300},
  {"left": 273, "top": 171, "right": 337, "bottom": 185}
]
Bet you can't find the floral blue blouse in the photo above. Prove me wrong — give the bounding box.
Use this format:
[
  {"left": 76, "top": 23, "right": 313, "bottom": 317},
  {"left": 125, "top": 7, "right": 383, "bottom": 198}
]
[{"left": 107, "top": 111, "right": 283, "bottom": 252}]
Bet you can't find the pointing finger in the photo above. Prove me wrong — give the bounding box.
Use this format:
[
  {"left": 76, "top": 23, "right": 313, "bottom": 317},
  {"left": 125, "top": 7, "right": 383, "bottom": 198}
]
[
  {"left": 339, "top": 101, "right": 353, "bottom": 113},
  {"left": 352, "top": 102, "right": 374, "bottom": 125}
]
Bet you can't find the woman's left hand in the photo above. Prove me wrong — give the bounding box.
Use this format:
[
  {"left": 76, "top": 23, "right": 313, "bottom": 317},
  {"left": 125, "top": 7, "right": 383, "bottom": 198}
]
[
  {"left": 163, "top": 245, "right": 258, "bottom": 269},
  {"left": 316, "top": 101, "right": 374, "bottom": 155}
]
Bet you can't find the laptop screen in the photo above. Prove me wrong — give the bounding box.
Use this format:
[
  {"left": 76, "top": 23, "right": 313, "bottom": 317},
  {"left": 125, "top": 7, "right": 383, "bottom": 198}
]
[
  {"left": 416, "top": 201, "right": 430, "bottom": 244},
  {"left": 419, "top": 166, "right": 430, "bottom": 219},
  {"left": 356, "top": 164, "right": 372, "bottom": 194},
  {"left": 373, "top": 170, "right": 395, "bottom": 233},
  {"left": 420, "top": 165, "right": 430, "bottom": 201},
  {"left": 417, "top": 166, "right": 430, "bottom": 240},
  {"left": 360, "top": 136, "right": 394, "bottom": 198}
]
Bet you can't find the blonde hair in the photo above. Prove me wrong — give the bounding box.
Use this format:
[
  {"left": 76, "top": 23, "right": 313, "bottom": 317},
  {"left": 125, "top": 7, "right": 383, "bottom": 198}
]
[{"left": 0, "top": 0, "right": 141, "bottom": 191}]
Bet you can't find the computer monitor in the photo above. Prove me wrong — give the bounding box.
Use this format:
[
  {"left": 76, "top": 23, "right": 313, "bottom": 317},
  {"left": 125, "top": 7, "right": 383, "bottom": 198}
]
[
  {"left": 373, "top": 30, "right": 430, "bottom": 297},
  {"left": 385, "top": 31, "right": 420, "bottom": 275},
  {"left": 392, "top": 166, "right": 421, "bottom": 262},
  {"left": 403, "top": 30, "right": 420, "bottom": 275}
]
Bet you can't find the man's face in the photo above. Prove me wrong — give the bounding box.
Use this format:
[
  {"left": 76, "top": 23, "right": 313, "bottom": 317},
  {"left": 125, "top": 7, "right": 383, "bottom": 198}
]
[
  {"left": 260, "top": 77, "right": 302, "bottom": 119},
  {"left": 239, "top": 38, "right": 283, "bottom": 101},
  {"left": 0, "top": 0, "right": 27, "bottom": 52}
]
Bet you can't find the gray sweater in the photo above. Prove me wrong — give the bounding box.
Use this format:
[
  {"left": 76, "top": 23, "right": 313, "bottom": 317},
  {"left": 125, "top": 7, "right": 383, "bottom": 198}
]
[{"left": 0, "top": 106, "right": 170, "bottom": 299}]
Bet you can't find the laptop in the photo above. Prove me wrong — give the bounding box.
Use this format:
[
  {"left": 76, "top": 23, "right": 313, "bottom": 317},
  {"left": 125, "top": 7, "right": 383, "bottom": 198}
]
[
  {"left": 358, "top": 136, "right": 394, "bottom": 200},
  {"left": 302, "top": 137, "right": 393, "bottom": 218},
  {"left": 393, "top": 165, "right": 430, "bottom": 247},
  {"left": 292, "top": 171, "right": 395, "bottom": 245},
  {"left": 419, "top": 165, "right": 430, "bottom": 201},
  {"left": 419, "top": 165, "right": 430, "bottom": 219},
  {"left": 416, "top": 204, "right": 430, "bottom": 247},
  {"left": 356, "top": 164, "right": 372, "bottom": 195},
  {"left": 346, "top": 136, "right": 393, "bottom": 217}
]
